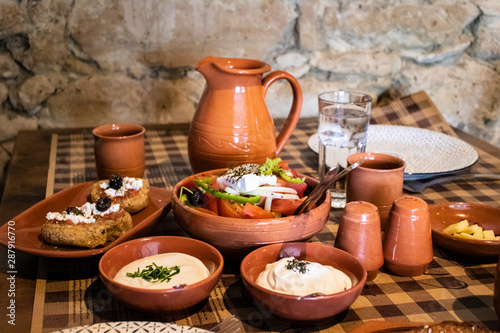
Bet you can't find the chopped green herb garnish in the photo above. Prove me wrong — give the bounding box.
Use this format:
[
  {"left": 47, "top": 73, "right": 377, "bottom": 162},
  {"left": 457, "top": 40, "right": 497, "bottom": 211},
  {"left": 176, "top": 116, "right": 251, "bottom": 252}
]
[
  {"left": 286, "top": 258, "right": 310, "bottom": 274},
  {"left": 126, "top": 263, "right": 180, "bottom": 283},
  {"left": 257, "top": 158, "right": 305, "bottom": 184},
  {"left": 258, "top": 157, "right": 281, "bottom": 176}
]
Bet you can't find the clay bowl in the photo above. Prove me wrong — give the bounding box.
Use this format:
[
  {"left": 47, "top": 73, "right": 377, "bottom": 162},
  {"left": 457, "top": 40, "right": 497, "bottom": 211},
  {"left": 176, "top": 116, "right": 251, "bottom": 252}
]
[
  {"left": 98, "top": 236, "right": 223, "bottom": 312},
  {"left": 171, "top": 169, "right": 331, "bottom": 255},
  {"left": 430, "top": 202, "right": 500, "bottom": 257},
  {"left": 240, "top": 242, "right": 367, "bottom": 321}
]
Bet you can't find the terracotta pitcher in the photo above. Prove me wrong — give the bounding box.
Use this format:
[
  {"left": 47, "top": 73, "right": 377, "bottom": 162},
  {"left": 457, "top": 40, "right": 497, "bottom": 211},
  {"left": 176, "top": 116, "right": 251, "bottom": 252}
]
[{"left": 188, "top": 56, "right": 302, "bottom": 173}]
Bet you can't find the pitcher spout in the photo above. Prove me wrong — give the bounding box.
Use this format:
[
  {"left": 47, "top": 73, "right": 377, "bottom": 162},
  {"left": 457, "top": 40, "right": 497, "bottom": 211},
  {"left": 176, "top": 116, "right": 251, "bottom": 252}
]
[
  {"left": 195, "top": 56, "right": 217, "bottom": 76},
  {"left": 196, "top": 56, "right": 271, "bottom": 77}
]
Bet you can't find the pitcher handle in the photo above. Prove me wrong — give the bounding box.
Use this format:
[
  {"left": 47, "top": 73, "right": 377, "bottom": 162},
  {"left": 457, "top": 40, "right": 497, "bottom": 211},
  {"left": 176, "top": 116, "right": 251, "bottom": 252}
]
[{"left": 262, "top": 71, "right": 303, "bottom": 156}]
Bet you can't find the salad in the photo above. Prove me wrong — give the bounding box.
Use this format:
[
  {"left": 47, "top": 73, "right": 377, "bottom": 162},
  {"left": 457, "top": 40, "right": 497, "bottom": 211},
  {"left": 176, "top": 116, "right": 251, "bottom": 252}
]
[{"left": 179, "top": 158, "right": 309, "bottom": 218}]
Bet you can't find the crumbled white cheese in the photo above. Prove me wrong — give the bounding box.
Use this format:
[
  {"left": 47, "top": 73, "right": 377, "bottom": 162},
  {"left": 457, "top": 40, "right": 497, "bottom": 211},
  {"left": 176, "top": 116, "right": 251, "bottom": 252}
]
[
  {"left": 46, "top": 202, "right": 121, "bottom": 224},
  {"left": 218, "top": 164, "right": 277, "bottom": 194},
  {"left": 101, "top": 177, "right": 143, "bottom": 197}
]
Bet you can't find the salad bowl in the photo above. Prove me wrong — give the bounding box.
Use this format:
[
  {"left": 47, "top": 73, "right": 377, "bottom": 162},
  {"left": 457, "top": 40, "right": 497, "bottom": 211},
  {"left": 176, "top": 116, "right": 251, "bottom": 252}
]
[{"left": 171, "top": 168, "right": 331, "bottom": 254}]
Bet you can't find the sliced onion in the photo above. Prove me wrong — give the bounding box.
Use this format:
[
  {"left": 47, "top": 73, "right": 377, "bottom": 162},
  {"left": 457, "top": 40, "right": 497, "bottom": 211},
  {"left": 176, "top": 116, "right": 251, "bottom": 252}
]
[
  {"left": 251, "top": 192, "right": 299, "bottom": 200},
  {"left": 247, "top": 191, "right": 299, "bottom": 199},
  {"left": 264, "top": 196, "right": 273, "bottom": 211},
  {"left": 245, "top": 187, "right": 297, "bottom": 196}
]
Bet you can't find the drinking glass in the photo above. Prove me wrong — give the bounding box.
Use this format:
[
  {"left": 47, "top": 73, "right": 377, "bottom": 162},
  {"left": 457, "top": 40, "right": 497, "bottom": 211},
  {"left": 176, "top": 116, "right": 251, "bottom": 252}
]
[{"left": 318, "top": 91, "right": 372, "bottom": 208}]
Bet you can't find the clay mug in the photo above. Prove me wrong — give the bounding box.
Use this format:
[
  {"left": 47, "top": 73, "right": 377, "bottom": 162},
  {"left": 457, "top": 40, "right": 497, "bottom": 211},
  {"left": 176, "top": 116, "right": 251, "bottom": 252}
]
[
  {"left": 93, "top": 123, "right": 145, "bottom": 180},
  {"left": 188, "top": 56, "right": 302, "bottom": 173},
  {"left": 346, "top": 152, "right": 406, "bottom": 230},
  {"left": 382, "top": 196, "right": 433, "bottom": 277},
  {"left": 335, "top": 201, "right": 384, "bottom": 281}
]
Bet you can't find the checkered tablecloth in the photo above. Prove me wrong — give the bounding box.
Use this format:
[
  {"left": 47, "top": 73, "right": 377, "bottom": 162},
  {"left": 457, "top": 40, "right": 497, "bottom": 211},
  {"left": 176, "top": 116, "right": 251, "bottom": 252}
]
[{"left": 33, "top": 91, "right": 500, "bottom": 333}]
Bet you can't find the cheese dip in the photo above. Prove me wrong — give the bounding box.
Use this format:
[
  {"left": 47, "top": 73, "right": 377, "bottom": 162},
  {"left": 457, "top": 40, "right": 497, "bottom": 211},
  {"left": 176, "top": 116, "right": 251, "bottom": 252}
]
[
  {"left": 256, "top": 257, "right": 352, "bottom": 296},
  {"left": 113, "top": 253, "right": 210, "bottom": 289}
]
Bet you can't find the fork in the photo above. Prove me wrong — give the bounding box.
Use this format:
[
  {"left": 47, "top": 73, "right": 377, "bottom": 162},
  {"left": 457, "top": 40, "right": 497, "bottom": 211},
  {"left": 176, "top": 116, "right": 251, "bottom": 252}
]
[
  {"left": 210, "top": 315, "right": 245, "bottom": 332},
  {"left": 293, "top": 160, "right": 364, "bottom": 215},
  {"left": 403, "top": 173, "right": 500, "bottom": 193}
]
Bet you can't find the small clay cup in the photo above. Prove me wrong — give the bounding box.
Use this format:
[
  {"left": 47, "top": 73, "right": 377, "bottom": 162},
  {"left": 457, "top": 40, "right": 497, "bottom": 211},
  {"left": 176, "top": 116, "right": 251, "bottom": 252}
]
[
  {"left": 93, "top": 123, "right": 145, "bottom": 180},
  {"left": 346, "top": 152, "right": 406, "bottom": 230},
  {"left": 382, "top": 196, "right": 433, "bottom": 277},
  {"left": 335, "top": 201, "right": 384, "bottom": 281}
]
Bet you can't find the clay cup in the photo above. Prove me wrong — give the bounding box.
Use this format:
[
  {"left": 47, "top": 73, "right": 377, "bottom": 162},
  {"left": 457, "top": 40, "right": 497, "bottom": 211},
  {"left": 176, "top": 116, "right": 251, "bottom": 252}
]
[
  {"left": 346, "top": 152, "right": 406, "bottom": 230},
  {"left": 93, "top": 123, "right": 145, "bottom": 180},
  {"left": 335, "top": 201, "right": 384, "bottom": 281},
  {"left": 383, "top": 196, "right": 433, "bottom": 277}
]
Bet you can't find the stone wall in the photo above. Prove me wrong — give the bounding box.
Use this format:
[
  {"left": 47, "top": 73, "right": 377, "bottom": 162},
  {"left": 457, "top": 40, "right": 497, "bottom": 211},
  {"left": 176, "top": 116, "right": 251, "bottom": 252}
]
[{"left": 1, "top": 0, "right": 500, "bottom": 192}]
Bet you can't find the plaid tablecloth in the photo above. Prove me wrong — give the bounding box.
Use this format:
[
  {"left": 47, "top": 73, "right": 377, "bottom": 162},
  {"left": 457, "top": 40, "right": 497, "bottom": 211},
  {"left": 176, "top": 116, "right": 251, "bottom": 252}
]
[{"left": 33, "top": 91, "right": 500, "bottom": 332}]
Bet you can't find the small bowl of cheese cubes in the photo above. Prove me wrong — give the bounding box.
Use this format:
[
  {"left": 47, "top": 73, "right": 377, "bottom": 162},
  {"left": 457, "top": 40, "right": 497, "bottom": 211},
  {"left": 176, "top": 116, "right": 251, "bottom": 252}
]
[{"left": 429, "top": 202, "right": 500, "bottom": 257}]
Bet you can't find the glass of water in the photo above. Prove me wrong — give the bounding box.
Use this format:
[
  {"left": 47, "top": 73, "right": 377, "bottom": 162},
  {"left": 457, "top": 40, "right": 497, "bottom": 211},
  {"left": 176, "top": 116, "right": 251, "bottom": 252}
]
[{"left": 318, "top": 91, "right": 372, "bottom": 208}]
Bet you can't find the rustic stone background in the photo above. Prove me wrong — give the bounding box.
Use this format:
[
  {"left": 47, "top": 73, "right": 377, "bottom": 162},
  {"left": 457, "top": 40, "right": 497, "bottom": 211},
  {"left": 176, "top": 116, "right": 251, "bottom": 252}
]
[{"left": 1, "top": 0, "right": 500, "bottom": 195}]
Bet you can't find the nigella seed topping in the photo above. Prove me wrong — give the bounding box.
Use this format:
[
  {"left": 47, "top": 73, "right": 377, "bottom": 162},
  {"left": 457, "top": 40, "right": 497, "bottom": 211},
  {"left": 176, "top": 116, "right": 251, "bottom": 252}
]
[
  {"left": 65, "top": 206, "right": 83, "bottom": 216},
  {"left": 286, "top": 258, "right": 310, "bottom": 274}
]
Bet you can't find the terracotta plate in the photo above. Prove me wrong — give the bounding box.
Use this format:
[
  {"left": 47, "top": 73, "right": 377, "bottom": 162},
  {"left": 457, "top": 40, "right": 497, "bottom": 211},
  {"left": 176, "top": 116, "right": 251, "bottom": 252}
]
[
  {"left": 430, "top": 202, "right": 500, "bottom": 257},
  {"left": 0, "top": 182, "right": 171, "bottom": 258}
]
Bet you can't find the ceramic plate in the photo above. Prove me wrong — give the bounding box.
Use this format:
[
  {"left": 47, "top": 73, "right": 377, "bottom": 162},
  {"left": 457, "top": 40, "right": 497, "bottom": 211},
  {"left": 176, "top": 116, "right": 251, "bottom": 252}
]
[
  {"left": 52, "top": 321, "right": 210, "bottom": 333},
  {"left": 429, "top": 202, "right": 500, "bottom": 257},
  {"left": 308, "top": 125, "right": 478, "bottom": 180},
  {"left": 348, "top": 321, "right": 489, "bottom": 332},
  {"left": 0, "top": 182, "right": 171, "bottom": 258}
]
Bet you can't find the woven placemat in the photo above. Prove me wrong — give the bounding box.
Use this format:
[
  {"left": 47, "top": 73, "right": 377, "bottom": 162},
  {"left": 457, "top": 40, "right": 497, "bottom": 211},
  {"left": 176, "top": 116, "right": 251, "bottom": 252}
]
[{"left": 32, "top": 91, "right": 500, "bottom": 333}]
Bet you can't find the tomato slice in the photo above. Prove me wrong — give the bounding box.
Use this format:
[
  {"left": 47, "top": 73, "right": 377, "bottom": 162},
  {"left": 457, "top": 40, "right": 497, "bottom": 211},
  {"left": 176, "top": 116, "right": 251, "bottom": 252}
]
[
  {"left": 218, "top": 198, "right": 245, "bottom": 218},
  {"left": 242, "top": 203, "right": 275, "bottom": 219},
  {"left": 271, "top": 198, "right": 305, "bottom": 216},
  {"left": 204, "top": 193, "right": 218, "bottom": 214},
  {"left": 208, "top": 177, "right": 220, "bottom": 191},
  {"left": 278, "top": 160, "right": 289, "bottom": 170},
  {"left": 276, "top": 178, "right": 308, "bottom": 198}
]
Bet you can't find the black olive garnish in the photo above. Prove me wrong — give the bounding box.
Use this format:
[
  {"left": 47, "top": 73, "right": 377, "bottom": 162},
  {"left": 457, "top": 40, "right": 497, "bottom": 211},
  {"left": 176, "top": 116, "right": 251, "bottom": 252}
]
[
  {"left": 96, "top": 196, "right": 112, "bottom": 212},
  {"left": 65, "top": 206, "right": 83, "bottom": 216},
  {"left": 187, "top": 187, "right": 204, "bottom": 206},
  {"left": 109, "top": 174, "right": 123, "bottom": 190}
]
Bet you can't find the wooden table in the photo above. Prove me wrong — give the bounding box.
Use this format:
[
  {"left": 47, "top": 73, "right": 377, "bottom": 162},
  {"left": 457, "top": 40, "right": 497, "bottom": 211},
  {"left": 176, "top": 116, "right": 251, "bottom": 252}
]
[{"left": 1, "top": 91, "right": 500, "bottom": 332}]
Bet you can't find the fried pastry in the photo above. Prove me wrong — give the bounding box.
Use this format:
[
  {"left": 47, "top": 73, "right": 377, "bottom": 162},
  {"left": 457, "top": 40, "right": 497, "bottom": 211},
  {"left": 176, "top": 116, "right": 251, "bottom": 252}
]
[
  {"left": 91, "top": 174, "right": 149, "bottom": 213},
  {"left": 41, "top": 199, "right": 133, "bottom": 249}
]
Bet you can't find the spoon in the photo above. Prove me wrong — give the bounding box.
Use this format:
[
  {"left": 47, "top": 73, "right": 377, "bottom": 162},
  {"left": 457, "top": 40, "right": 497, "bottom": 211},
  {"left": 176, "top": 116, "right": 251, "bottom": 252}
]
[
  {"left": 296, "top": 292, "right": 325, "bottom": 300},
  {"left": 293, "top": 160, "right": 364, "bottom": 215},
  {"left": 297, "top": 292, "right": 325, "bottom": 301}
]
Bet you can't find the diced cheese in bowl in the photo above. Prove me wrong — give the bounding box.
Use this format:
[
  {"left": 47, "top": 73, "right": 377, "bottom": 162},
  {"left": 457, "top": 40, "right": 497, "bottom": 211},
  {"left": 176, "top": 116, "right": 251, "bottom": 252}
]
[{"left": 443, "top": 219, "right": 500, "bottom": 241}]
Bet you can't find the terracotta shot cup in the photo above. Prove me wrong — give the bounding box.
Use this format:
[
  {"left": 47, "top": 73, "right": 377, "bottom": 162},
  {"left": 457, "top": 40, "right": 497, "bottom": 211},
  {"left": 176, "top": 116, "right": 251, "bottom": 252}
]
[
  {"left": 346, "top": 152, "right": 406, "bottom": 230},
  {"left": 335, "top": 201, "right": 384, "bottom": 281},
  {"left": 93, "top": 123, "right": 145, "bottom": 180},
  {"left": 382, "top": 196, "right": 433, "bottom": 277}
]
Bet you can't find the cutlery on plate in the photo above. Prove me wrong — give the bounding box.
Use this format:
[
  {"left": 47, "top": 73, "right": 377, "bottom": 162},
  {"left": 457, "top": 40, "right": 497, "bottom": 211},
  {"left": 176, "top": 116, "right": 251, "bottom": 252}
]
[
  {"left": 403, "top": 173, "right": 500, "bottom": 193},
  {"left": 293, "top": 161, "right": 364, "bottom": 215}
]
